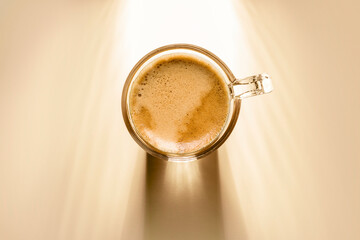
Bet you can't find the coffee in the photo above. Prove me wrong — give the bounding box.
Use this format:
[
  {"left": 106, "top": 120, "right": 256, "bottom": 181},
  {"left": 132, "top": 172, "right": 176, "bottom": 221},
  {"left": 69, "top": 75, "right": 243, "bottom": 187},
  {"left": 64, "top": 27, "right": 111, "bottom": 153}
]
[{"left": 129, "top": 54, "right": 230, "bottom": 153}]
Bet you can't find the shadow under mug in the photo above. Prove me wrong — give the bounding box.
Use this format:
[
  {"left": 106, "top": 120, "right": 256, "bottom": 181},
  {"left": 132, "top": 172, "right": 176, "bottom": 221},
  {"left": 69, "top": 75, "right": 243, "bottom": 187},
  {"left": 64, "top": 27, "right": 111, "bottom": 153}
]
[{"left": 122, "top": 44, "right": 273, "bottom": 161}]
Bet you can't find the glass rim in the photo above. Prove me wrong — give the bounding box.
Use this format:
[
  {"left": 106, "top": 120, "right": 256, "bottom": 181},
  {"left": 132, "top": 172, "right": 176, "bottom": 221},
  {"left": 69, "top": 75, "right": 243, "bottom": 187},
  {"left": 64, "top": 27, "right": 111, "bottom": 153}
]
[{"left": 121, "top": 43, "right": 241, "bottom": 161}]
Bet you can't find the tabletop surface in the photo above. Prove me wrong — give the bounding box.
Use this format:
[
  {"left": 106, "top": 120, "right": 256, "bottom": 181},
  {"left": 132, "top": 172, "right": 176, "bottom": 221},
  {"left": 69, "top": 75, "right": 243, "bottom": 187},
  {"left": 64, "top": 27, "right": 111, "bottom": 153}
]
[{"left": 0, "top": 0, "right": 359, "bottom": 239}]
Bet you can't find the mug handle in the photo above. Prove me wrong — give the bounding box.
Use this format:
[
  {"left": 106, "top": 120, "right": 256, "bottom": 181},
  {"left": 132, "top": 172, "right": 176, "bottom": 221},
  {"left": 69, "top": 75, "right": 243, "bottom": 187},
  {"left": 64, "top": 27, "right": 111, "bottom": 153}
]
[{"left": 231, "top": 73, "right": 273, "bottom": 99}]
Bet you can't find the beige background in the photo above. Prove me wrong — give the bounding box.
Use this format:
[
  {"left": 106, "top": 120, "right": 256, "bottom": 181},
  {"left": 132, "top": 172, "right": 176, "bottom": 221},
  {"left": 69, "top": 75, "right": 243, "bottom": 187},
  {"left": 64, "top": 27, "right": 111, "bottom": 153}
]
[{"left": 0, "top": 0, "right": 359, "bottom": 239}]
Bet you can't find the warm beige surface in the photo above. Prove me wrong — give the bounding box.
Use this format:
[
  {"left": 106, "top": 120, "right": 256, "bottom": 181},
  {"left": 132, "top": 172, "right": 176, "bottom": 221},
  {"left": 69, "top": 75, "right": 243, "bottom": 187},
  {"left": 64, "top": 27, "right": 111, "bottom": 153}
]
[{"left": 1, "top": 0, "right": 359, "bottom": 240}]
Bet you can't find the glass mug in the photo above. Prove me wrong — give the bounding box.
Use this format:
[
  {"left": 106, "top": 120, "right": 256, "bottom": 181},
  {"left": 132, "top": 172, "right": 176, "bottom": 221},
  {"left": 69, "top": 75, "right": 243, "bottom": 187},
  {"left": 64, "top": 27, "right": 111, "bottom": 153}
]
[{"left": 122, "top": 44, "right": 273, "bottom": 161}]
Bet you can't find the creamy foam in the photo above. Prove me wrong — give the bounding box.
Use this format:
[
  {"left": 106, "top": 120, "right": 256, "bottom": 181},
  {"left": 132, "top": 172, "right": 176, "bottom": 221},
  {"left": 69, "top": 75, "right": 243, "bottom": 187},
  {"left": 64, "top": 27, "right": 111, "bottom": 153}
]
[{"left": 129, "top": 54, "right": 229, "bottom": 153}]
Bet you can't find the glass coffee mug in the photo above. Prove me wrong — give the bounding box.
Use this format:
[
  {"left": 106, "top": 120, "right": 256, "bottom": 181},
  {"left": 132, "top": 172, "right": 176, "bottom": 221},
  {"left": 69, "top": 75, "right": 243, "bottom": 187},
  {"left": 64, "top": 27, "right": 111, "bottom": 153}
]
[{"left": 122, "top": 44, "right": 273, "bottom": 161}]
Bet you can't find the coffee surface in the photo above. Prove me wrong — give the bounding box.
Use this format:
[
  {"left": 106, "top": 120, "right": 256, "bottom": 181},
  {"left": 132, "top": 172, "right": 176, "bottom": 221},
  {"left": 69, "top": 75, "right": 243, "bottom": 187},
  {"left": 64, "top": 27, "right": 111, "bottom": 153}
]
[{"left": 129, "top": 54, "right": 229, "bottom": 153}]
